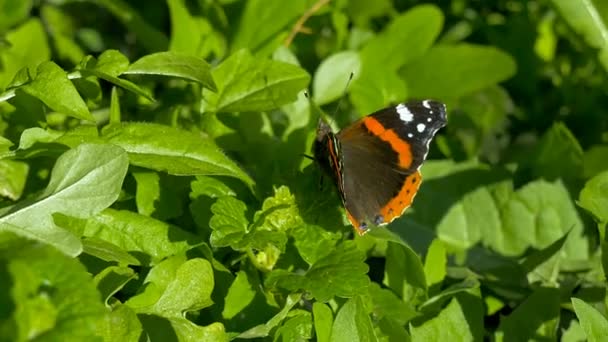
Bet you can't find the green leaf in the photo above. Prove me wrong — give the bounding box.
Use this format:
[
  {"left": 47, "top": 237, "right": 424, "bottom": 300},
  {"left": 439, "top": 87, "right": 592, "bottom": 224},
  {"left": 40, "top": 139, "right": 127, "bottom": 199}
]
[
  {"left": 204, "top": 49, "right": 310, "bottom": 112},
  {"left": 102, "top": 122, "right": 254, "bottom": 188},
  {"left": 20, "top": 61, "right": 92, "bottom": 121},
  {"left": 369, "top": 282, "right": 418, "bottom": 325},
  {"left": 101, "top": 304, "right": 143, "bottom": 342},
  {"left": 423, "top": 239, "right": 447, "bottom": 294},
  {"left": 151, "top": 258, "right": 214, "bottom": 316},
  {"left": 384, "top": 242, "right": 427, "bottom": 305},
  {"left": 132, "top": 170, "right": 188, "bottom": 220},
  {"left": 209, "top": 196, "right": 249, "bottom": 248},
  {"left": 266, "top": 241, "right": 369, "bottom": 302},
  {"left": 2, "top": 243, "right": 107, "bottom": 340},
  {"left": 583, "top": 145, "right": 608, "bottom": 178},
  {"left": 331, "top": 297, "right": 377, "bottom": 342},
  {"left": 0, "top": 19, "right": 50, "bottom": 90},
  {"left": 0, "top": 0, "right": 31, "bottom": 32},
  {"left": 571, "top": 297, "right": 608, "bottom": 342},
  {"left": 237, "top": 293, "right": 301, "bottom": 338},
  {"left": 313, "top": 302, "right": 333, "bottom": 342},
  {"left": 125, "top": 51, "right": 217, "bottom": 91},
  {"left": 496, "top": 287, "right": 560, "bottom": 340},
  {"left": 349, "top": 63, "right": 408, "bottom": 115},
  {"left": 579, "top": 170, "right": 608, "bottom": 225},
  {"left": 0, "top": 160, "right": 28, "bottom": 201},
  {"left": 82, "top": 237, "right": 141, "bottom": 266},
  {"left": 400, "top": 44, "right": 516, "bottom": 99},
  {"left": 138, "top": 315, "right": 228, "bottom": 342},
  {"left": 81, "top": 209, "right": 203, "bottom": 266},
  {"left": 529, "top": 122, "right": 584, "bottom": 180},
  {"left": 231, "top": 0, "right": 311, "bottom": 53},
  {"left": 313, "top": 51, "right": 361, "bottom": 105},
  {"left": 222, "top": 270, "right": 256, "bottom": 319},
  {"left": 360, "top": 4, "right": 444, "bottom": 70},
  {"left": 93, "top": 266, "right": 137, "bottom": 306},
  {"left": 40, "top": 6, "right": 85, "bottom": 64},
  {"left": 291, "top": 224, "right": 340, "bottom": 265},
  {"left": 550, "top": 0, "right": 608, "bottom": 72},
  {"left": 0, "top": 144, "right": 128, "bottom": 256},
  {"left": 411, "top": 297, "right": 478, "bottom": 341},
  {"left": 252, "top": 186, "right": 302, "bottom": 232},
  {"left": 78, "top": 50, "right": 154, "bottom": 101},
  {"left": 274, "top": 310, "right": 313, "bottom": 341}
]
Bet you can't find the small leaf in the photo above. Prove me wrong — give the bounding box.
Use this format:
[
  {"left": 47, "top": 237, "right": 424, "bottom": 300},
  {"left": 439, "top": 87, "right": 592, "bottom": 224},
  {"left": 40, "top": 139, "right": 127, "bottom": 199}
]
[
  {"left": 571, "top": 297, "right": 608, "bottom": 341},
  {"left": 103, "top": 122, "right": 254, "bottom": 188},
  {"left": 205, "top": 49, "right": 309, "bottom": 112},
  {"left": 82, "top": 237, "right": 141, "bottom": 266},
  {"left": 384, "top": 242, "right": 427, "bottom": 305},
  {"left": 222, "top": 270, "right": 256, "bottom": 319},
  {"left": 101, "top": 305, "right": 143, "bottom": 342},
  {"left": 579, "top": 170, "right": 608, "bottom": 225},
  {"left": 291, "top": 224, "right": 340, "bottom": 265},
  {"left": 209, "top": 196, "right": 249, "bottom": 248},
  {"left": 313, "top": 51, "right": 361, "bottom": 105},
  {"left": 424, "top": 239, "right": 447, "bottom": 293},
  {"left": 20, "top": 61, "right": 92, "bottom": 121},
  {"left": 0, "top": 144, "right": 128, "bottom": 256},
  {"left": 331, "top": 297, "right": 377, "bottom": 342},
  {"left": 0, "top": 160, "right": 29, "bottom": 200},
  {"left": 125, "top": 51, "right": 216, "bottom": 91},
  {"left": 411, "top": 297, "right": 477, "bottom": 341},
  {"left": 313, "top": 303, "right": 333, "bottom": 342},
  {"left": 266, "top": 241, "right": 369, "bottom": 302}
]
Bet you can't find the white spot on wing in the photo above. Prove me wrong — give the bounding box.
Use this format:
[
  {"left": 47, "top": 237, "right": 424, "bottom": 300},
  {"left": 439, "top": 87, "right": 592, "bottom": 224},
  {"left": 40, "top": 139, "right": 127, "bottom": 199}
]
[
  {"left": 396, "top": 103, "right": 413, "bottom": 122},
  {"left": 427, "top": 117, "right": 432, "bottom": 122},
  {"left": 417, "top": 123, "right": 426, "bottom": 133},
  {"left": 422, "top": 100, "right": 431, "bottom": 109},
  {"left": 407, "top": 133, "right": 413, "bottom": 138}
]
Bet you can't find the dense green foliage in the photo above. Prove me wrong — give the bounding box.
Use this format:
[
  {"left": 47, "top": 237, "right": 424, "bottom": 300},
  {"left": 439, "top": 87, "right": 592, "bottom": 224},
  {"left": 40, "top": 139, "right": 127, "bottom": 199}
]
[{"left": 0, "top": 0, "right": 607, "bottom": 340}]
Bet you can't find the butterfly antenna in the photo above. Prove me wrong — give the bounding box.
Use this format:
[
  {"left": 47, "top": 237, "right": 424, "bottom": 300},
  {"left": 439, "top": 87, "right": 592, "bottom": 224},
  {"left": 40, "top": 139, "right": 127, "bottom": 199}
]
[{"left": 331, "top": 72, "right": 354, "bottom": 118}]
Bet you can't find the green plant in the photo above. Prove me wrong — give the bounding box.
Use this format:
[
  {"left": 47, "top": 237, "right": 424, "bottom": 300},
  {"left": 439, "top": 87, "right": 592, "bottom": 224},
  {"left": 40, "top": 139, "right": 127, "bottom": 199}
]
[{"left": 0, "top": 0, "right": 607, "bottom": 341}]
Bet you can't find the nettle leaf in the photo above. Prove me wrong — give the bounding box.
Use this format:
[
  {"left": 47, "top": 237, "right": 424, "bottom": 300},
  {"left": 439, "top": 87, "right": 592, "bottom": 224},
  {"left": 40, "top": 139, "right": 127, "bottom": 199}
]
[
  {"left": 383, "top": 241, "right": 427, "bottom": 305},
  {"left": 400, "top": 44, "right": 516, "bottom": 99},
  {"left": 331, "top": 297, "right": 377, "bottom": 342},
  {"left": 495, "top": 287, "right": 560, "bottom": 340},
  {"left": 19, "top": 61, "right": 92, "bottom": 121},
  {"left": 101, "top": 305, "right": 143, "bottom": 342},
  {"left": 127, "top": 256, "right": 214, "bottom": 317},
  {"left": 3, "top": 243, "right": 107, "bottom": 341},
  {"left": 125, "top": 51, "right": 216, "bottom": 91},
  {"left": 572, "top": 298, "right": 608, "bottom": 341},
  {"left": 78, "top": 50, "right": 153, "bottom": 101},
  {"left": 274, "top": 310, "right": 313, "bottom": 341},
  {"left": 102, "top": 122, "right": 254, "bottom": 188},
  {"left": 81, "top": 208, "right": 203, "bottom": 266},
  {"left": 204, "top": 49, "right": 310, "bottom": 112},
  {"left": 266, "top": 241, "right": 369, "bottom": 302},
  {"left": 0, "top": 144, "right": 128, "bottom": 256},
  {"left": 579, "top": 170, "right": 608, "bottom": 226},
  {"left": 252, "top": 186, "right": 302, "bottom": 232},
  {"left": 410, "top": 297, "right": 480, "bottom": 341},
  {"left": 313, "top": 51, "right": 361, "bottom": 105},
  {"left": 209, "top": 196, "right": 249, "bottom": 248},
  {"left": 291, "top": 224, "right": 340, "bottom": 265}
]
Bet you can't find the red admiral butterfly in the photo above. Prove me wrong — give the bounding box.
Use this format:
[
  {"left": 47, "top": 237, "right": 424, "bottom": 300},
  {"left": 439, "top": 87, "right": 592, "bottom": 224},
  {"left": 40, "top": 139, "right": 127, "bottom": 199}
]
[{"left": 314, "top": 100, "right": 447, "bottom": 235}]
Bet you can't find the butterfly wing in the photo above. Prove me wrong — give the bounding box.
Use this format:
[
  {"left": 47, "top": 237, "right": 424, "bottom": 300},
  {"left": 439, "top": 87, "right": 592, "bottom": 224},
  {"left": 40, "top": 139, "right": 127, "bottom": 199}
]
[{"left": 337, "top": 100, "right": 447, "bottom": 233}]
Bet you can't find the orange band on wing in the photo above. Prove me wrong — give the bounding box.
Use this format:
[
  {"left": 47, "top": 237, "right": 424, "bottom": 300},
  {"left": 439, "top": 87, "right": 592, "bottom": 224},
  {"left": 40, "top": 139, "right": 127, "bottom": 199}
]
[
  {"left": 362, "top": 117, "right": 413, "bottom": 169},
  {"left": 379, "top": 171, "right": 422, "bottom": 223}
]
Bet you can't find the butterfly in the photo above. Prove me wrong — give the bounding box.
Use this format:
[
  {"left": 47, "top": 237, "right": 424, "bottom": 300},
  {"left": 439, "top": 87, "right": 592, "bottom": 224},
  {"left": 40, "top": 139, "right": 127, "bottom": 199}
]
[{"left": 313, "top": 100, "right": 447, "bottom": 235}]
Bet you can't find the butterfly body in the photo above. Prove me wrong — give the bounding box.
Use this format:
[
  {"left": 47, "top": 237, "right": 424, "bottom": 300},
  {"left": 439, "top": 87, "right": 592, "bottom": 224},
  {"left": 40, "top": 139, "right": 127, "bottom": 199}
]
[{"left": 314, "top": 100, "right": 447, "bottom": 235}]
